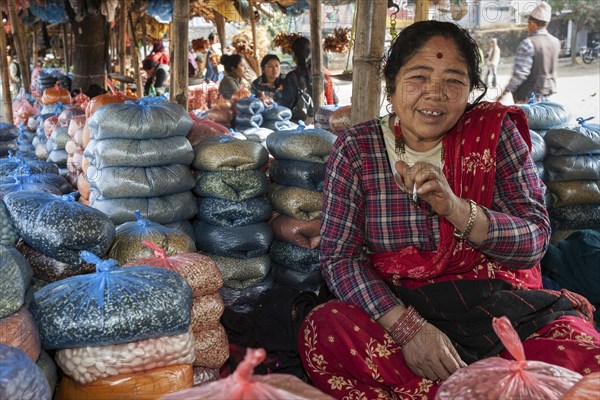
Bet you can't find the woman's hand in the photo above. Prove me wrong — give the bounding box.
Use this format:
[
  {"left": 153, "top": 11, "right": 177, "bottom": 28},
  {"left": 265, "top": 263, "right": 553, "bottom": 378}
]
[
  {"left": 395, "top": 160, "right": 460, "bottom": 217},
  {"left": 402, "top": 322, "right": 466, "bottom": 381}
]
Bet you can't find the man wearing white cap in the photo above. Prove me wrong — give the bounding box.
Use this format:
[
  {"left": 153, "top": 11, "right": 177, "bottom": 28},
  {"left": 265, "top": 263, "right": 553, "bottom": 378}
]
[{"left": 498, "top": 1, "right": 560, "bottom": 103}]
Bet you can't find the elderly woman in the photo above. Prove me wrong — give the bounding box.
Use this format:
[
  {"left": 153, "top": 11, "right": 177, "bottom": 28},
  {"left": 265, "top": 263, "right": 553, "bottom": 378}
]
[
  {"left": 299, "top": 20, "right": 599, "bottom": 399},
  {"left": 251, "top": 54, "right": 284, "bottom": 105},
  {"left": 218, "top": 54, "right": 247, "bottom": 100}
]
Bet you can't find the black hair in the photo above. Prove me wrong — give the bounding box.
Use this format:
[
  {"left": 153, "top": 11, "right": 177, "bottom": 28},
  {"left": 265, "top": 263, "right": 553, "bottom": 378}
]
[
  {"left": 291, "top": 36, "right": 311, "bottom": 88},
  {"left": 260, "top": 54, "right": 280, "bottom": 71},
  {"left": 220, "top": 53, "right": 243, "bottom": 73},
  {"left": 382, "top": 21, "right": 487, "bottom": 106},
  {"left": 208, "top": 32, "right": 215, "bottom": 42},
  {"left": 528, "top": 16, "right": 548, "bottom": 28},
  {"left": 142, "top": 59, "right": 158, "bottom": 71}
]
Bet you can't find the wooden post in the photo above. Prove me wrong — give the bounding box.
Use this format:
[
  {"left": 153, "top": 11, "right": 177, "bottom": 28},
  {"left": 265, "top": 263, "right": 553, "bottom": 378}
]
[
  {"left": 128, "top": 12, "right": 144, "bottom": 98},
  {"left": 309, "top": 0, "right": 324, "bottom": 110},
  {"left": 415, "top": 0, "right": 430, "bottom": 22},
  {"left": 0, "top": 20, "right": 13, "bottom": 124},
  {"left": 248, "top": 0, "right": 258, "bottom": 61},
  {"left": 350, "top": 0, "right": 387, "bottom": 124},
  {"left": 214, "top": 12, "right": 226, "bottom": 52},
  {"left": 32, "top": 21, "right": 38, "bottom": 66},
  {"left": 62, "top": 23, "right": 70, "bottom": 72},
  {"left": 7, "top": 0, "right": 31, "bottom": 92},
  {"left": 170, "top": 0, "right": 189, "bottom": 109},
  {"left": 141, "top": 15, "right": 147, "bottom": 58},
  {"left": 119, "top": 0, "right": 127, "bottom": 74},
  {"left": 72, "top": 13, "right": 107, "bottom": 93}
]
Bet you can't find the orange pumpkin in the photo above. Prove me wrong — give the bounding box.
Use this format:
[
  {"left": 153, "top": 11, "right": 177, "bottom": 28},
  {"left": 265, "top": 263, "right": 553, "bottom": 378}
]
[
  {"left": 85, "top": 78, "right": 138, "bottom": 117},
  {"left": 42, "top": 82, "right": 72, "bottom": 105}
]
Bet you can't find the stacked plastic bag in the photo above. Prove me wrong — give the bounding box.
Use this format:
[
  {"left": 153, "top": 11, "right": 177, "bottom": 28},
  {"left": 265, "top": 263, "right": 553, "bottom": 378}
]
[
  {"left": 0, "top": 246, "right": 56, "bottom": 399},
  {"left": 32, "top": 251, "right": 194, "bottom": 399},
  {"left": 266, "top": 125, "right": 336, "bottom": 291},
  {"left": 191, "top": 136, "right": 274, "bottom": 308},
  {"left": 543, "top": 118, "right": 600, "bottom": 243},
  {"left": 3, "top": 191, "right": 115, "bottom": 283},
  {"left": 84, "top": 97, "right": 197, "bottom": 226},
  {"left": 124, "top": 240, "right": 229, "bottom": 386},
  {"left": 0, "top": 123, "right": 19, "bottom": 156}
]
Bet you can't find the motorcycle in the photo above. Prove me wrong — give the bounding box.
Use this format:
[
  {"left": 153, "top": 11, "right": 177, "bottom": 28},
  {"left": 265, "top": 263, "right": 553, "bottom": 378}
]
[{"left": 581, "top": 40, "right": 599, "bottom": 64}]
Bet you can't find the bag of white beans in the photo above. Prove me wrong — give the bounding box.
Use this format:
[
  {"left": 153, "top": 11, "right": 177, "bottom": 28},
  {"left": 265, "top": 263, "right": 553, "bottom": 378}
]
[{"left": 55, "top": 328, "right": 196, "bottom": 384}]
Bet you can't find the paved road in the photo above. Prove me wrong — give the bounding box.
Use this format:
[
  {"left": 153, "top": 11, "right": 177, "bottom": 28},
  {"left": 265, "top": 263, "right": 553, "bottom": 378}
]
[{"left": 331, "top": 57, "right": 600, "bottom": 122}]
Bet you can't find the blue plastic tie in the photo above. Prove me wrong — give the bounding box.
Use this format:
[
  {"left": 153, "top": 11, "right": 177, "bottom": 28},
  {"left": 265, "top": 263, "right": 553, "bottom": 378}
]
[
  {"left": 62, "top": 192, "right": 78, "bottom": 202},
  {"left": 576, "top": 116, "right": 595, "bottom": 125},
  {"left": 297, "top": 120, "right": 306, "bottom": 131},
  {"left": 527, "top": 93, "right": 536, "bottom": 105}
]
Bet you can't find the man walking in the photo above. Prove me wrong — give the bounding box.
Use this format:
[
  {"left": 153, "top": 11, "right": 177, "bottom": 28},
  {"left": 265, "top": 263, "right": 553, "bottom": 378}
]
[{"left": 498, "top": 1, "right": 560, "bottom": 103}]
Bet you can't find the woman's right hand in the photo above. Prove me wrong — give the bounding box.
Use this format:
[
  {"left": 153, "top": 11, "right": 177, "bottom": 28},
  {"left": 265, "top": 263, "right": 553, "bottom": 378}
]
[{"left": 402, "top": 322, "right": 466, "bottom": 381}]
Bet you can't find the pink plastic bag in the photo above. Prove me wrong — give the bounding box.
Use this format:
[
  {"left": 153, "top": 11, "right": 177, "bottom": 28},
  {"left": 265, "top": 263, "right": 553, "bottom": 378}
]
[
  {"left": 436, "top": 316, "right": 583, "bottom": 400},
  {"left": 161, "top": 348, "right": 335, "bottom": 400}
]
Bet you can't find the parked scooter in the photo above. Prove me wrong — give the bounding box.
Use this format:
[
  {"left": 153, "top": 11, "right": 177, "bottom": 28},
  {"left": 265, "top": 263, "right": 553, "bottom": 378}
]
[{"left": 581, "top": 40, "right": 599, "bottom": 64}]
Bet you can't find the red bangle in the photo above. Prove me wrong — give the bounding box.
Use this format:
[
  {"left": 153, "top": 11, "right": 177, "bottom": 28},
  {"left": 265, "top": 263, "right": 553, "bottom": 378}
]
[{"left": 387, "top": 306, "right": 427, "bottom": 347}]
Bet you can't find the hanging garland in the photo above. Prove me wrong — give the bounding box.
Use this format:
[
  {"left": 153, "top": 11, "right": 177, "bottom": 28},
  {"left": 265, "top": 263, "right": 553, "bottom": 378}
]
[
  {"left": 323, "top": 28, "right": 351, "bottom": 54},
  {"left": 273, "top": 32, "right": 304, "bottom": 55}
]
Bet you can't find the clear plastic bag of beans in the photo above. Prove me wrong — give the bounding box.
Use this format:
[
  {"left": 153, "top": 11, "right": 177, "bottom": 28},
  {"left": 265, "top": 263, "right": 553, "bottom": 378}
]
[{"left": 436, "top": 316, "right": 583, "bottom": 400}]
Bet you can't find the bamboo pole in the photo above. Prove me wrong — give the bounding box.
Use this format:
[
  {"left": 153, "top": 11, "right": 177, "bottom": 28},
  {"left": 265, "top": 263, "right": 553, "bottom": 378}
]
[
  {"left": 7, "top": 0, "right": 31, "bottom": 91},
  {"left": 170, "top": 0, "right": 189, "bottom": 109},
  {"left": 0, "top": 20, "right": 13, "bottom": 124},
  {"left": 32, "top": 21, "right": 38, "bottom": 66},
  {"left": 214, "top": 12, "right": 225, "bottom": 53},
  {"left": 248, "top": 0, "right": 258, "bottom": 61},
  {"left": 119, "top": 0, "right": 127, "bottom": 74},
  {"left": 309, "top": 0, "right": 323, "bottom": 110},
  {"left": 128, "top": 12, "right": 144, "bottom": 99},
  {"left": 350, "top": 0, "right": 387, "bottom": 124},
  {"left": 62, "top": 23, "right": 69, "bottom": 72},
  {"left": 415, "top": 0, "right": 430, "bottom": 22},
  {"left": 141, "top": 15, "right": 147, "bottom": 58}
]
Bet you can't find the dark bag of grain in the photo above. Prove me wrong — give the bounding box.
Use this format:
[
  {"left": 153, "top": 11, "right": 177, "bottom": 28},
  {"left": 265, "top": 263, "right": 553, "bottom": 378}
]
[
  {"left": 197, "top": 196, "right": 272, "bottom": 227},
  {"left": 84, "top": 136, "right": 194, "bottom": 168},
  {"left": 263, "top": 105, "right": 292, "bottom": 122},
  {"left": 87, "top": 99, "right": 193, "bottom": 140},
  {"left": 269, "top": 240, "right": 320, "bottom": 273},
  {"left": 193, "top": 169, "right": 269, "bottom": 202},
  {"left": 192, "top": 137, "right": 269, "bottom": 171},
  {"left": 269, "top": 159, "right": 326, "bottom": 191},
  {"left": 29, "top": 251, "right": 192, "bottom": 349},
  {"left": 0, "top": 344, "right": 51, "bottom": 400},
  {"left": 545, "top": 154, "right": 600, "bottom": 182},
  {"left": 516, "top": 102, "right": 571, "bottom": 130},
  {"left": 0, "top": 202, "right": 20, "bottom": 246},
  {"left": 0, "top": 245, "right": 32, "bottom": 318},
  {"left": 89, "top": 191, "right": 198, "bottom": 226},
  {"left": 3, "top": 191, "right": 115, "bottom": 265},
  {"left": 87, "top": 164, "right": 195, "bottom": 199},
  {"left": 235, "top": 96, "right": 265, "bottom": 116},
  {"left": 193, "top": 221, "right": 272, "bottom": 258},
  {"left": 16, "top": 240, "right": 96, "bottom": 282},
  {"left": 108, "top": 210, "right": 196, "bottom": 265},
  {"left": 0, "top": 172, "right": 72, "bottom": 194},
  {"left": 529, "top": 129, "right": 547, "bottom": 162},
  {"left": 0, "top": 158, "right": 59, "bottom": 177},
  {"left": 545, "top": 119, "right": 600, "bottom": 156}
]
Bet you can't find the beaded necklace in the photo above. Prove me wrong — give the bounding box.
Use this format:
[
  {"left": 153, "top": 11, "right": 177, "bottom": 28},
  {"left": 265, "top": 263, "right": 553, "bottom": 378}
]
[{"left": 393, "top": 117, "right": 445, "bottom": 215}]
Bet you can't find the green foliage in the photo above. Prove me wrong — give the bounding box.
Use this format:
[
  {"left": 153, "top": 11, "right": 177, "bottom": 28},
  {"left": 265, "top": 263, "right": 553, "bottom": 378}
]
[
  {"left": 258, "top": 12, "right": 288, "bottom": 48},
  {"left": 548, "top": 0, "right": 600, "bottom": 29}
]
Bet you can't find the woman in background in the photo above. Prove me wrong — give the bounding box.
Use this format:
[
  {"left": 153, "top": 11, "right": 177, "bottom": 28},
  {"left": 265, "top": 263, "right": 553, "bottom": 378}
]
[
  {"left": 251, "top": 54, "right": 284, "bottom": 105},
  {"left": 218, "top": 54, "right": 247, "bottom": 100}
]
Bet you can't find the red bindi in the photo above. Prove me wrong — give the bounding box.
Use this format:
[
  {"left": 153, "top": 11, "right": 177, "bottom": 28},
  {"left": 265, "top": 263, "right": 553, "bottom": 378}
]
[{"left": 437, "top": 52, "right": 443, "bottom": 59}]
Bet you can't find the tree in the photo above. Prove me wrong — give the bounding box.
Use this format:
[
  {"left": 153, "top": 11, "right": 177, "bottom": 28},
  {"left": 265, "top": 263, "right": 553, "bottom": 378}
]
[{"left": 548, "top": 0, "right": 600, "bottom": 64}]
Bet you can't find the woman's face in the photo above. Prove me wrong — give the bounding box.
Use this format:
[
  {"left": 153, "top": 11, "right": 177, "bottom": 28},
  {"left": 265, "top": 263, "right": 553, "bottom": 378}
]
[
  {"left": 263, "top": 59, "right": 280, "bottom": 83},
  {"left": 390, "top": 36, "right": 471, "bottom": 150},
  {"left": 234, "top": 61, "right": 247, "bottom": 79}
]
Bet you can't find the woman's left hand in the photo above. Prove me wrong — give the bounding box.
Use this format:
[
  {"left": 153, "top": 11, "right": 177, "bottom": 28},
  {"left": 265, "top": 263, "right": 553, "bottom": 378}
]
[{"left": 396, "top": 160, "right": 460, "bottom": 218}]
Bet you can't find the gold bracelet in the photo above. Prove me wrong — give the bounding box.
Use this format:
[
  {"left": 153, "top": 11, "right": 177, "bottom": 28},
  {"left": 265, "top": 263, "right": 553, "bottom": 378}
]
[{"left": 453, "top": 199, "right": 478, "bottom": 241}]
